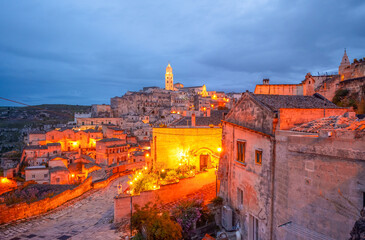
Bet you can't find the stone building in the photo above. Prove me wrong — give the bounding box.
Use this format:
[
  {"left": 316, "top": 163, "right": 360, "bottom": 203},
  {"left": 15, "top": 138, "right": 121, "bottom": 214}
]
[
  {"left": 274, "top": 115, "right": 365, "bottom": 240},
  {"left": 25, "top": 166, "right": 49, "bottom": 184},
  {"left": 95, "top": 138, "right": 128, "bottom": 166},
  {"left": 91, "top": 104, "right": 111, "bottom": 117},
  {"left": 254, "top": 50, "right": 365, "bottom": 104},
  {"left": 151, "top": 111, "right": 226, "bottom": 171},
  {"left": 218, "top": 92, "right": 348, "bottom": 239}
]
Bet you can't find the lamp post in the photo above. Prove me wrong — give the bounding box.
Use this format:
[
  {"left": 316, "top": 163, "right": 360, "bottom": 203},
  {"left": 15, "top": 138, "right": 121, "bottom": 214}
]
[{"left": 130, "top": 193, "right": 133, "bottom": 236}]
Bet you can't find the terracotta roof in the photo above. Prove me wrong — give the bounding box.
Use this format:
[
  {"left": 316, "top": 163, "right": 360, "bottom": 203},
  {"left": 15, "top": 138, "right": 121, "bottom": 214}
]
[
  {"left": 291, "top": 113, "right": 365, "bottom": 134},
  {"left": 252, "top": 93, "right": 342, "bottom": 112}
]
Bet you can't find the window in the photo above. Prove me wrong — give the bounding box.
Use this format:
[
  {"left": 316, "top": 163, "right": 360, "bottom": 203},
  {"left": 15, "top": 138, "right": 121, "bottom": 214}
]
[
  {"left": 249, "top": 215, "right": 259, "bottom": 240},
  {"left": 32, "top": 174, "right": 35, "bottom": 179},
  {"left": 237, "top": 141, "right": 246, "bottom": 163},
  {"left": 56, "top": 178, "right": 60, "bottom": 183},
  {"left": 44, "top": 174, "right": 48, "bottom": 178},
  {"left": 82, "top": 122, "right": 85, "bottom": 125},
  {"left": 363, "top": 192, "right": 365, "bottom": 208},
  {"left": 237, "top": 188, "right": 243, "bottom": 208},
  {"left": 255, "top": 150, "right": 262, "bottom": 165},
  {"left": 91, "top": 121, "right": 94, "bottom": 125}
]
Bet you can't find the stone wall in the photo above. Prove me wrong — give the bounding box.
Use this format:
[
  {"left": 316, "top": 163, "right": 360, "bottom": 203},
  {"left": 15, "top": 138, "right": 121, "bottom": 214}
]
[
  {"left": 273, "top": 131, "right": 365, "bottom": 240},
  {"left": 254, "top": 84, "right": 303, "bottom": 95},
  {"left": 114, "top": 169, "right": 216, "bottom": 223},
  {"left": 0, "top": 161, "right": 145, "bottom": 224},
  {"left": 218, "top": 121, "right": 274, "bottom": 240},
  {"left": 152, "top": 127, "right": 222, "bottom": 171},
  {"left": 0, "top": 177, "right": 93, "bottom": 224},
  {"left": 278, "top": 108, "right": 348, "bottom": 130},
  {"left": 225, "top": 94, "right": 274, "bottom": 135}
]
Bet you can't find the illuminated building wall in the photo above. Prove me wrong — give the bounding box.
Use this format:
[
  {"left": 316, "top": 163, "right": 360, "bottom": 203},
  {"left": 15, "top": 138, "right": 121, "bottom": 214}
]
[{"left": 151, "top": 127, "right": 222, "bottom": 171}]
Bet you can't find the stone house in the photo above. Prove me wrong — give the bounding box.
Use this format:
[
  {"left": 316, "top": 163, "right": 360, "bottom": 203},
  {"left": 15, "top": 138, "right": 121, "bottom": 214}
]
[
  {"left": 21, "top": 143, "right": 62, "bottom": 166},
  {"left": 95, "top": 138, "right": 129, "bottom": 166},
  {"left": 49, "top": 167, "right": 70, "bottom": 184},
  {"left": 25, "top": 166, "right": 49, "bottom": 184},
  {"left": 27, "top": 130, "right": 46, "bottom": 145},
  {"left": 218, "top": 92, "right": 348, "bottom": 239}
]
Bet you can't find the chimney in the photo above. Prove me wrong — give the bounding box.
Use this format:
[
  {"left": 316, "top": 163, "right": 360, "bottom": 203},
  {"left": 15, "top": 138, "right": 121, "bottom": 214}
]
[
  {"left": 263, "top": 78, "right": 270, "bottom": 85},
  {"left": 191, "top": 113, "right": 196, "bottom": 127}
]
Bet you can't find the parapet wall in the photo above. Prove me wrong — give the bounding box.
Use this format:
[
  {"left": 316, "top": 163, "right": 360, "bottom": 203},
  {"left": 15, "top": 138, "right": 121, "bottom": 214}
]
[
  {"left": 0, "top": 177, "right": 93, "bottom": 224},
  {"left": 114, "top": 169, "right": 216, "bottom": 223}
]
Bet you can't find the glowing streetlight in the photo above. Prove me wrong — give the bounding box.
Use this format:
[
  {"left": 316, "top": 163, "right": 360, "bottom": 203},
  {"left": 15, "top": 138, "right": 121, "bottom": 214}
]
[
  {"left": 161, "top": 169, "right": 165, "bottom": 173},
  {"left": 217, "top": 147, "right": 222, "bottom": 153}
]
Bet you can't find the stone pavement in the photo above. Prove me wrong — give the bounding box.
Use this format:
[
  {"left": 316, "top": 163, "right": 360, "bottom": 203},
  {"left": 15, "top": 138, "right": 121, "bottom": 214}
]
[{"left": 0, "top": 175, "right": 129, "bottom": 240}]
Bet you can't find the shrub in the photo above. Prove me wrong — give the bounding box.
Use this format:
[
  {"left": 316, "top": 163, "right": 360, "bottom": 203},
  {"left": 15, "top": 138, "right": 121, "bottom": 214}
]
[
  {"left": 132, "top": 202, "right": 182, "bottom": 240},
  {"left": 171, "top": 198, "right": 211, "bottom": 238},
  {"left": 129, "top": 171, "right": 158, "bottom": 194},
  {"left": 332, "top": 89, "right": 349, "bottom": 105}
]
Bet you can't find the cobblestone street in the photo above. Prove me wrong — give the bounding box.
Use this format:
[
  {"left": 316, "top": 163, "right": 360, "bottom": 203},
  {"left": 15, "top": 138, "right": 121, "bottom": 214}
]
[{"left": 0, "top": 175, "right": 129, "bottom": 240}]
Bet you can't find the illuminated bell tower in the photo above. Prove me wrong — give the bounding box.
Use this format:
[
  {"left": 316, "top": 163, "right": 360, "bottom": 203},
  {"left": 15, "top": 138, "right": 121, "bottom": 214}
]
[{"left": 165, "top": 63, "right": 174, "bottom": 91}]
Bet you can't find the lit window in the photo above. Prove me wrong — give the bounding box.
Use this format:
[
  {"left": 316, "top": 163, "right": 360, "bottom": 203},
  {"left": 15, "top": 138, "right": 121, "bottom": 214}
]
[
  {"left": 255, "top": 150, "right": 262, "bottom": 165},
  {"left": 237, "top": 141, "right": 246, "bottom": 163}
]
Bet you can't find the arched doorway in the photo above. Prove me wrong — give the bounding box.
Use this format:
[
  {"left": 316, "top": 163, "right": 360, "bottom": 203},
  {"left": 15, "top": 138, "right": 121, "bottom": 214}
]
[{"left": 199, "top": 153, "right": 211, "bottom": 170}]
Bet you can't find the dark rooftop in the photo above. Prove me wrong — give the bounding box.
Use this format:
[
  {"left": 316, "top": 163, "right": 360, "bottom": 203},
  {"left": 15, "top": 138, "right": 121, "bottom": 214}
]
[
  {"left": 252, "top": 93, "right": 342, "bottom": 112},
  {"left": 47, "top": 142, "right": 61, "bottom": 147},
  {"left": 49, "top": 166, "right": 69, "bottom": 173},
  {"left": 29, "top": 130, "right": 45, "bottom": 134},
  {"left": 171, "top": 110, "right": 228, "bottom": 127},
  {"left": 24, "top": 145, "right": 48, "bottom": 150},
  {"left": 98, "top": 138, "right": 124, "bottom": 143}
]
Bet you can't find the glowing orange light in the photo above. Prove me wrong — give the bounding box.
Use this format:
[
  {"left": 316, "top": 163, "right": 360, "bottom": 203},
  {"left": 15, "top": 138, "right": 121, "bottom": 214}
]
[
  {"left": 203, "top": 107, "right": 206, "bottom": 111},
  {"left": 146, "top": 153, "right": 150, "bottom": 157},
  {"left": 129, "top": 182, "right": 133, "bottom": 185},
  {"left": 1, "top": 177, "right": 9, "bottom": 184},
  {"left": 211, "top": 104, "right": 214, "bottom": 107},
  {"left": 161, "top": 169, "right": 165, "bottom": 172},
  {"left": 144, "top": 166, "right": 147, "bottom": 170},
  {"left": 217, "top": 147, "right": 222, "bottom": 152},
  {"left": 212, "top": 94, "right": 217, "bottom": 100},
  {"left": 177, "top": 112, "right": 180, "bottom": 114},
  {"left": 179, "top": 163, "right": 182, "bottom": 166},
  {"left": 71, "top": 174, "right": 75, "bottom": 177},
  {"left": 153, "top": 185, "right": 156, "bottom": 189}
]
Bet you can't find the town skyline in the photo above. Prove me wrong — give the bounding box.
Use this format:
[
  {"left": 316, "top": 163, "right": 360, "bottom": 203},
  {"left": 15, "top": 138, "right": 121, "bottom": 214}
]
[{"left": 1, "top": 0, "right": 365, "bottom": 106}]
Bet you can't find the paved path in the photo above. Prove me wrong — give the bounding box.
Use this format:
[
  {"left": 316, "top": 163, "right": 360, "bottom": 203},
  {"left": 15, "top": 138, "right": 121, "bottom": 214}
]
[{"left": 0, "top": 175, "right": 129, "bottom": 240}]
